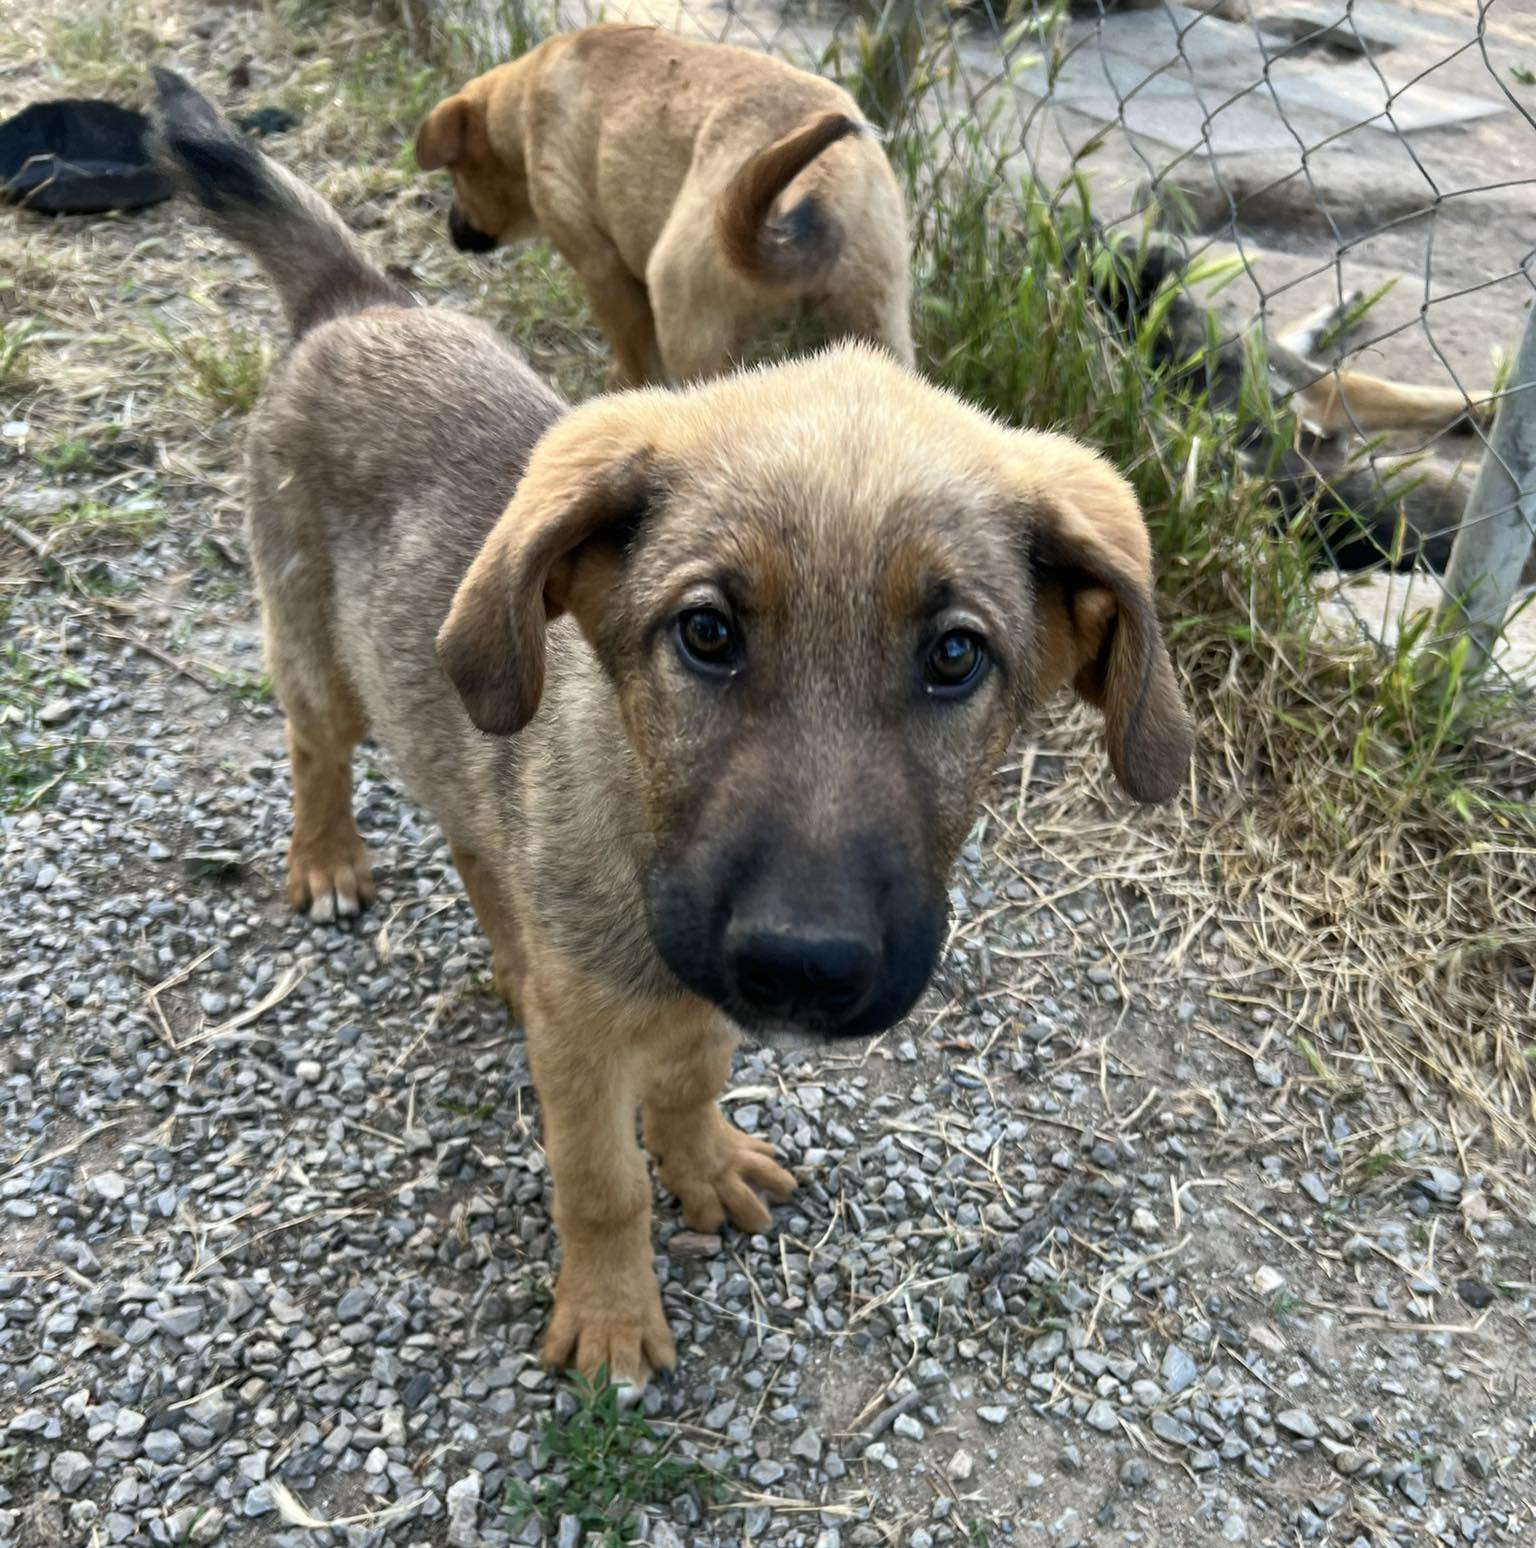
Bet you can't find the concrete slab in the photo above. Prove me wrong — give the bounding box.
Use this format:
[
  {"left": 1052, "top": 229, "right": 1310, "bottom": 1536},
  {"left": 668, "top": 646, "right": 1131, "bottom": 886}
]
[{"left": 1255, "top": 57, "right": 1506, "bottom": 134}]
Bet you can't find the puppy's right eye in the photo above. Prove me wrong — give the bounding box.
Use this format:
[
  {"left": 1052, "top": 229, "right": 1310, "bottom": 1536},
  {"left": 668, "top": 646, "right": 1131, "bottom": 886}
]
[{"left": 675, "top": 606, "right": 740, "bottom": 675}]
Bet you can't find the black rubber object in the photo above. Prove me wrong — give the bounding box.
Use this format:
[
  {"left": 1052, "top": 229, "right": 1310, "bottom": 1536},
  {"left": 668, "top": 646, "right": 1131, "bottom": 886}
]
[{"left": 0, "top": 99, "right": 174, "bottom": 215}]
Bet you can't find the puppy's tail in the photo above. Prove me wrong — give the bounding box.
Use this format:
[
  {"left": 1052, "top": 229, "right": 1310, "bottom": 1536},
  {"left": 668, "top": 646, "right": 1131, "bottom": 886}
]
[
  {"left": 716, "top": 112, "right": 859, "bottom": 286},
  {"left": 148, "top": 67, "right": 409, "bottom": 337}
]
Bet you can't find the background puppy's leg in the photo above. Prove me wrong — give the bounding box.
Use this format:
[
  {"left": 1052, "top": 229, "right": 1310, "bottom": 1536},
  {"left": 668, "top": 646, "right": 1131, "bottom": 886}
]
[
  {"left": 449, "top": 843, "right": 525, "bottom": 1013},
  {"left": 548, "top": 226, "right": 663, "bottom": 386},
  {"left": 1297, "top": 371, "right": 1490, "bottom": 436},
  {"left": 525, "top": 950, "right": 677, "bottom": 1387},
  {"left": 265, "top": 618, "right": 373, "bottom": 924},
  {"left": 641, "top": 1021, "right": 796, "bottom": 1235}
]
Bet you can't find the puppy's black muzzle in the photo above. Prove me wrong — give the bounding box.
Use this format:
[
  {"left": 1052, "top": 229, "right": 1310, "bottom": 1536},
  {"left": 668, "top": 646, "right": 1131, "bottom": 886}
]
[
  {"left": 644, "top": 826, "right": 944, "bottom": 1042},
  {"left": 448, "top": 206, "right": 498, "bottom": 254}
]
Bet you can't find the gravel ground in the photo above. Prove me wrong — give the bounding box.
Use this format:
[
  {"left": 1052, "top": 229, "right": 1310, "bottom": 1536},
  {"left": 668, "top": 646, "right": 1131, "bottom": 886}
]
[{"left": 4, "top": 3, "right": 1536, "bottom": 1546}]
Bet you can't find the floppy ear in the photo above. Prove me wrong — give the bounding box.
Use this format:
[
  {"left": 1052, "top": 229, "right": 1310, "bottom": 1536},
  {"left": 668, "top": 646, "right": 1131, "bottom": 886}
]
[
  {"left": 1008, "top": 432, "right": 1193, "bottom": 803},
  {"left": 415, "top": 95, "right": 470, "bottom": 171},
  {"left": 437, "top": 404, "right": 665, "bottom": 736}
]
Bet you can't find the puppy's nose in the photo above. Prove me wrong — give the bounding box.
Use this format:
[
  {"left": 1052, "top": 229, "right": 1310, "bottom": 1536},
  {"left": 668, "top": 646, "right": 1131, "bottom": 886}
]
[
  {"left": 727, "top": 926, "right": 880, "bottom": 1025},
  {"left": 448, "top": 206, "right": 498, "bottom": 254}
]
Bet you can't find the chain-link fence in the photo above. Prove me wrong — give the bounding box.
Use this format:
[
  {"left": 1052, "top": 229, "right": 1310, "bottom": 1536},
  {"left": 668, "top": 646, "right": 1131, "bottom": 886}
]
[{"left": 417, "top": 0, "right": 1536, "bottom": 692}]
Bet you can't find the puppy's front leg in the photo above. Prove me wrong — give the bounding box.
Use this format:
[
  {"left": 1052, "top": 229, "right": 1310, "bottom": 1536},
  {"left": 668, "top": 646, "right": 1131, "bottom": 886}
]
[
  {"left": 525, "top": 954, "right": 676, "bottom": 1388},
  {"left": 642, "top": 1018, "right": 796, "bottom": 1236}
]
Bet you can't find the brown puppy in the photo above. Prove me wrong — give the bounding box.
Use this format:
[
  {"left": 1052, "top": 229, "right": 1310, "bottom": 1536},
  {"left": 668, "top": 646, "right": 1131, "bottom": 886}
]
[
  {"left": 414, "top": 24, "right": 913, "bottom": 386},
  {"left": 152, "top": 70, "right": 1192, "bottom": 1389}
]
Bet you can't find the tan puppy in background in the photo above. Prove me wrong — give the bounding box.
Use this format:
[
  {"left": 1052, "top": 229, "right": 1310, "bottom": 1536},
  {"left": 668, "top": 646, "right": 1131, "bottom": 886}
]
[
  {"left": 153, "top": 70, "right": 1191, "bottom": 1391},
  {"left": 414, "top": 23, "right": 913, "bottom": 385}
]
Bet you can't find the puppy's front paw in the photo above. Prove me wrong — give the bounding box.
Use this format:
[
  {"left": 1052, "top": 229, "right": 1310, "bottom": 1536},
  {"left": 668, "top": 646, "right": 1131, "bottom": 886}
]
[
  {"left": 287, "top": 836, "right": 374, "bottom": 923},
  {"left": 653, "top": 1109, "right": 796, "bottom": 1235},
  {"left": 543, "top": 1265, "right": 676, "bottom": 1390}
]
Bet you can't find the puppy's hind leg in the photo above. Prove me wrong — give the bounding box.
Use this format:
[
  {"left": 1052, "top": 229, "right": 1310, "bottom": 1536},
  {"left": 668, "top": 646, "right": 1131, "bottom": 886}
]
[
  {"left": 641, "top": 1018, "right": 796, "bottom": 1236},
  {"left": 262, "top": 605, "right": 374, "bottom": 924}
]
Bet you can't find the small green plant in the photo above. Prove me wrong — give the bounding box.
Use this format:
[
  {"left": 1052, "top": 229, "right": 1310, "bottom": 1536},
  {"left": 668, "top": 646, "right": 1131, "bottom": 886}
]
[
  {"left": 438, "top": 1096, "right": 497, "bottom": 1120},
  {"left": 172, "top": 1505, "right": 214, "bottom": 1546},
  {"left": 211, "top": 666, "right": 274, "bottom": 706},
  {"left": 504, "top": 1370, "right": 724, "bottom": 1545},
  {"left": 0, "top": 639, "right": 104, "bottom": 813},
  {"left": 1511, "top": 64, "right": 1536, "bottom": 87},
  {"left": 161, "top": 325, "right": 271, "bottom": 416},
  {"left": 1270, "top": 1290, "right": 1304, "bottom": 1321},
  {"left": 33, "top": 495, "right": 163, "bottom": 544},
  {"left": 35, "top": 436, "right": 97, "bottom": 475},
  {"left": 0, "top": 320, "right": 33, "bottom": 392},
  {"left": 1313, "top": 279, "right": 1396, "bottom": 354}
]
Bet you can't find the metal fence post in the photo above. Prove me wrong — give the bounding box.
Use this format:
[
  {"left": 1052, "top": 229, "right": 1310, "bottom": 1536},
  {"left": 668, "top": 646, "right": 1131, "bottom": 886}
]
[{"left": 1436, "top": 298, "right": 1536, "bottom": 673}]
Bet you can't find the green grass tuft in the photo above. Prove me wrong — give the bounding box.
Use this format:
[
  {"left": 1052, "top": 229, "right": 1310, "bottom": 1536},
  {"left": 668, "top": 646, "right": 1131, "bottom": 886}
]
[
  {"left": 0, "top": 320, "right": 34, "bottom": 393},
  {"left": 161, "top": 326, "right": 271, "bottom": 417},
  {"left": 504, "top": 1370, "right": 724, "bottom": 1545},
  {"left": 0, "top": 638, "right": 105, "bottom": 814}
]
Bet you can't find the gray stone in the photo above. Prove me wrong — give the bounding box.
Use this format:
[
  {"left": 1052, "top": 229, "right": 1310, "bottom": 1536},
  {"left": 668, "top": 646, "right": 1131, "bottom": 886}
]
[
  {"left": 89, "top": 1171, "right": 127, "bottom": 1202},
  {"left": 183, "top": 1393, "right": 235, "bottom": 1437},
  {"left": 336, "top": 1287, "right": 372, "bottom": 1323},
  {"left": 50, "top": 1450, "right": 93, "bottom": 1493},
  {"left": 790, "top": 1427, "right": 823, "bottom": 1464},
  {"left": 154, "top": 1305, "right": 203, "bottom": 1339},
  {"left": 446, "top": 1472, "right": 482, "bottom": 1548},
  {"left": 1085, "top": 1400, "right": 1119, "bottom": 1432},
  {"left": 1277, "top": 1409, "right": 1320, "bottom": 1441},
  {"left": 1160, "top": 1343, "right": 1198, "bottom": 1395},
  {"left": 1151, "top": 1412, "right": 1197, "bottom": 1447},
  {"left": 1119, "top": 1457, "right": 1151, "bottom": 1489},
  {"left": 143, "top": 1429, "right": 183, "bottom": 1464}
]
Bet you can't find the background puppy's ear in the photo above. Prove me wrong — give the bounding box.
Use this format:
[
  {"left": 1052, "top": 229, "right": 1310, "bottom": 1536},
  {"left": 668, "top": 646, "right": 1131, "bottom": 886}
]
[
  {"left": 1005, "top": 433, "right": 1193, "bottom": 803},
  {"left": 414, "top": 96, "right": 470, "bottom": 170},
  {"left": 436, "top": 402, "right": 665, "bottom": 735}
]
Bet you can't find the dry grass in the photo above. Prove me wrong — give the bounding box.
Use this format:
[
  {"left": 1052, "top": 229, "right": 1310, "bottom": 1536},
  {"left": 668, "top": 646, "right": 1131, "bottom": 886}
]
[{"left": 4, "top": 0, "right": 1531, "bottom": 1175}]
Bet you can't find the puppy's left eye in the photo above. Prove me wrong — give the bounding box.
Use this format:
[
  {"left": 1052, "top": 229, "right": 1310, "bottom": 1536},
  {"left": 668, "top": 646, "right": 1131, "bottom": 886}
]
[
  {"left": 923, "top": 629, "right": 988, "bottom": 696},
  {"left": 675, "top": 606, "right": 740, "bottom": 675}
]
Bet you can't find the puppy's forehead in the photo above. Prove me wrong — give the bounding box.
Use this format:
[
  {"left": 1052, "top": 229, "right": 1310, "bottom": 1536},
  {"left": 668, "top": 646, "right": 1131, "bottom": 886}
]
[{"left": 650, "top": 355, "right": 1023, "bottom": 609}]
